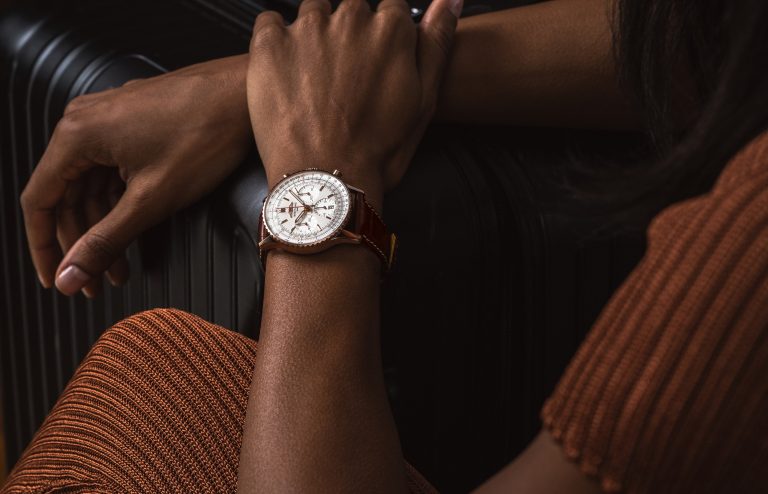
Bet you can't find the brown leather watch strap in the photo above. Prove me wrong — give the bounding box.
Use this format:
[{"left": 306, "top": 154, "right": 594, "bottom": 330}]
[
  {"left": 259, "top": 214, "right": 269, "bottom": 247},
  {"left": 349, "top": 190, "right": 397, "bottom": 271}
]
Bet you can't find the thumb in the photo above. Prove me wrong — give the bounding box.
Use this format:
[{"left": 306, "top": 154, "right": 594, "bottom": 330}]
[
  {"left": 417, "top": 0, "right": 463, "bottom": 96},
  {"left": 54, "top": 187, "right": 160, "bottom": 296}
]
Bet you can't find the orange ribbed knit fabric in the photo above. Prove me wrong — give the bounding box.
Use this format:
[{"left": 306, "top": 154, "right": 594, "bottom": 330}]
[
  {"left": 542, "top": 130, "right": 768, "bottom": 493},
  {"left": 1, "top": 309, "right": 436, "bottom": 493}
]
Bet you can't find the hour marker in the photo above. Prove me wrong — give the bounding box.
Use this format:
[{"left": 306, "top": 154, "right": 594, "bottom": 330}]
[
  {"left": 281, "top": 219, "right": 288, "bottom": 224},
  {"left": 325, "top": 215, "right": 332, "bottom": 220},
  {"left": 283, "top": 197, "right": 289, "bottom": 201},
  {"left": 327, "top": 194, "right": 335, "bottom": 198}
]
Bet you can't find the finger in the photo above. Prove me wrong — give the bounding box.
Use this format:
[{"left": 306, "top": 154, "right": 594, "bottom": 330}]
[
  {"left": 417, "top": 0, "right": 462, "bottom": 95},
  {"left": 103, "top": 171, "right": 130, "bottom": 286},
  {"left": 55, "top": 184, "right": 167, "bottom": 296},
  {"left": 21, "top": 120, "right": 96, "bottom": 287},
  {"left": 107, "top": 170, "right": 125, "bottom": 208},
  {"left": 251, "top": 11, "right": 287, "bottom": 51},
  {"left": 83, "top": 169, "right": 129, "bottom": 289},
  {"left": 55, "top": 181, "right": 84, "bottom": 263},
  {"left": 298, "top": 0, "right": 332, "bottom": 18},
  {"left": 56, "top": 177, "right": 103, "bottom": 298},
  {"left": 106, "top": 255, "right": 130, "bottom": 288},
  {"left": 253, "top": 11, "right": 286, "bottom": 36},
  {"left": 64, "top": 94, "right": 98, "bottom": 116},
  {"left": 376, "top": 0, "right": 410, "bottom": 16},
  {"left": 82, "top": 168, "right": 109, "bottom": 229},
  {"left": 336, "top": 0, "right": 372, "bottom": 18}
]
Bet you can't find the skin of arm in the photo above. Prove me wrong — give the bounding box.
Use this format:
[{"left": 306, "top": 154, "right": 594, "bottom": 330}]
[
  {"left": 436, "top": 0, "right": 638, "bottom": 128},
  {"left": 238, "top": 248, "right": 402, "bottom": 492}
]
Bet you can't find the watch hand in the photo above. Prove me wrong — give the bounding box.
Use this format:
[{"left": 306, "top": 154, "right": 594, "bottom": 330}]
[
  {"left": 290, "top": 189, "right": 308, "bottom": 206},
  {"left": 295, "top": 210, "right": 308, "bottom": 225}
]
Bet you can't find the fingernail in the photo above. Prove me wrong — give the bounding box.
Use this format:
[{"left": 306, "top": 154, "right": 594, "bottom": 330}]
[
  {"left": 448, "top": 0, "right": 463, "bottom": 17},
  {"left": 105, "top": 272, "right": 120, "bottom": 287},
  {"left": 56, "top": 265, "right": 91, "bottom": 296},
  {"left": 81, "top": 286, "right": 96, "bottom": 299},
  {"left": 37, "top": 271, "right": 51, "bottom": 289},
  {"left": 105, "top": 271, "right": 120, "bottom": 287}
]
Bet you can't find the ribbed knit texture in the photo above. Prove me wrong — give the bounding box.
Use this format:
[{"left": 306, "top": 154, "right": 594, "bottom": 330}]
[
  {"left": 2, "top": 309, "right": 436, "bottom": 493},
  {"left": 542, "top": 130, "right": 768, "bottom": 493}
]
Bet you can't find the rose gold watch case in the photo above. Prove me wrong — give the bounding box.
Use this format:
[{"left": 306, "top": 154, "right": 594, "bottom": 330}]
[
  {"left": 258, "top": 228, "right": 366, "bottom": 256},
  {"left": 261, "top": 169, "right": 354, "bottom": 249}
]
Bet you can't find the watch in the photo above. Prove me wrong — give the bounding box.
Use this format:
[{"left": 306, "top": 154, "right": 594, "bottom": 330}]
[{"left": 257, "top": 168, "right": 397, "bottom": 272}]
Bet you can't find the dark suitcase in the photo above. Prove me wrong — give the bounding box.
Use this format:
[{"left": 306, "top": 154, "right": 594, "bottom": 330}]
[{"left": 0, "top": 1, "right": 646, "bottom": 491}]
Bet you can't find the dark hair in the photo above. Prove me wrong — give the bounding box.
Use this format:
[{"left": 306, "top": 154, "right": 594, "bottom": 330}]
[{"left": 586, "top": 0, "right": 768, "bottom": 226}]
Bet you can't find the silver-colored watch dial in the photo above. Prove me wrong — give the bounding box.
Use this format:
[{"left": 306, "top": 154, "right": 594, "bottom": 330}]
[{"left": 263, "top": 170, "right": 352, "bottom": 246}]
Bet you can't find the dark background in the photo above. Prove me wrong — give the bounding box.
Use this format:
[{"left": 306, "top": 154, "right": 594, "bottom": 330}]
[{"left": 1, "top": 1, "right": 646, "bottom": 491}]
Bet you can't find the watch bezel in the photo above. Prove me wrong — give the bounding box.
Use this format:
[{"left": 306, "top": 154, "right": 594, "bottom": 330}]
[{"left": 262, "top": 169, "right": 353, "bottom": 249}]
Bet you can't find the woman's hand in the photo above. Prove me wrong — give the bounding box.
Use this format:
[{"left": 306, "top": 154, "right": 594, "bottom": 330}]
[
  {"left": 246, "top": 0, "right": 462, "bottom": 208},
  {"left": 20, "top": 55, "right": 252, "bottom": 297}
]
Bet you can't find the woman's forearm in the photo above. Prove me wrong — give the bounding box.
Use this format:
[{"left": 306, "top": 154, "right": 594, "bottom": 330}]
[
  {"left": 237, "top": 246, "right": 408, "bottom": 493},
  {"left": 437, "top": 0, "right": 636, "bottom": 128},
  {"left": 225, "top": 0, "right": 632, "bottom": 129}
]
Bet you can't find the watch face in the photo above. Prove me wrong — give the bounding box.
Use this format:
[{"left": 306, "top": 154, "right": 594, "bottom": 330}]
[{"left": 263, "top": 170, "right": 352, "bottom": 247}]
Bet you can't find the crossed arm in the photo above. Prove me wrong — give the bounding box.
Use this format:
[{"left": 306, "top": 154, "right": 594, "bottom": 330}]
[{"left": 21, "top": 0, "right": 620, "bottom": 492}]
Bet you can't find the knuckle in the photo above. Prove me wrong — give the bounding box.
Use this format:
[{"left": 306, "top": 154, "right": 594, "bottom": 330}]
[
  {"left": 297, "top": 8, "right": 325, "bottom": 29},
  {"left": 376, "top": 9, "right": 410, "bottom": 34},
  {"left": 81, "top": 231, "right": 120, "bottom": 261},
  {"left": 338, "top": 0, "right": 367, "bottom": 16},
  {"left": 64, "top": 95, "right": 90, "bottom": 115},
  {"left": 251, "top": 12, "right": 284, "bottom": 49},
  {"left": 56, "top": 111, "right": 90, "bottom": 138},
  {"left": 19, "top": 186, "right": 34, "bottom": 210},
  {"left": 251, "top": 23, "right": 283, "bottom": 50},
  {"left": 126, "top": 179, "right": 164, "bottom": 215},
  {"left": 129, "top": 183, "right": 153, "bottom": 207},
  {"left": 377, "top": 1, "right": 410, "bottom": 20}
]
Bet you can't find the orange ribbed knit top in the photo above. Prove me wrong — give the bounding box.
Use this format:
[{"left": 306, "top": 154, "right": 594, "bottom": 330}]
[{"left": 541, "top": 130, "right": 768, "bottom": 493}]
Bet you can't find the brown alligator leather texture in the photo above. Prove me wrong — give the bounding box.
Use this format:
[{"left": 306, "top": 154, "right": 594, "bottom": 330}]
[{"left": 352, "top": 191, "right": 396, "bottom": 270}]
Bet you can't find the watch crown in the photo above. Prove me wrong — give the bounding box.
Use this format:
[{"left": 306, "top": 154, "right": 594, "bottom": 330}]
[
  {"left": 332, "top": 169, "right": 341, "bottom": 176},
  {"left": 282, "top": 174, "right": 288, "bottom": 179}
]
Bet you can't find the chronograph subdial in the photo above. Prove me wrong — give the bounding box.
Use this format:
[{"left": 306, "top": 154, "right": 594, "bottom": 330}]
[{"left": 290, "top": 192, "right": 337, "bottom": 234}]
